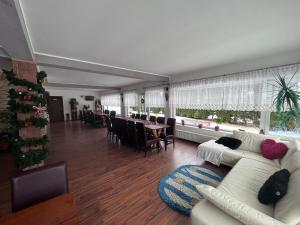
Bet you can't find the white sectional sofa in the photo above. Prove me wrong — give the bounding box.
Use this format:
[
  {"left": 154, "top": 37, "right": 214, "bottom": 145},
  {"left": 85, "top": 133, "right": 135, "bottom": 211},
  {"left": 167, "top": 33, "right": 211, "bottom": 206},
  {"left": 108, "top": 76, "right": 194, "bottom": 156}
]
[{"left": 192, "top": 131, "right": 300, "bottom": 225}]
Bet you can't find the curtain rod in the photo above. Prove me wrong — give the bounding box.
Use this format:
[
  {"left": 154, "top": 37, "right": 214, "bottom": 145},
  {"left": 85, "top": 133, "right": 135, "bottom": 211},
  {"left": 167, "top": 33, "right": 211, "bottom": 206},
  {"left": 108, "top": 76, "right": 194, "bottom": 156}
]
[{"left": 170, "top": 62, "right": 300, "bottom": 85}]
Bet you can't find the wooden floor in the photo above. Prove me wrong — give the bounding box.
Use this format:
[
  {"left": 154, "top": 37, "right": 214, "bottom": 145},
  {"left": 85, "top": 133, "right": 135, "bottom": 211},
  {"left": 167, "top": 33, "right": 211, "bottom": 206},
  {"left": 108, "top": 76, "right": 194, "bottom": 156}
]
[{"left": 0, "top": 121, "right": 229, "bottom": 225}]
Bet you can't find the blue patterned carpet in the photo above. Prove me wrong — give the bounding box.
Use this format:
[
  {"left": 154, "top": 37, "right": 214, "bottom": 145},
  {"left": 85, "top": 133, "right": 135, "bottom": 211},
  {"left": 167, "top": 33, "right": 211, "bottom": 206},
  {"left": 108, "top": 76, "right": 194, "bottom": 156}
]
[{"left": 158, "top": 165, "right": 223, "bottom": 215}]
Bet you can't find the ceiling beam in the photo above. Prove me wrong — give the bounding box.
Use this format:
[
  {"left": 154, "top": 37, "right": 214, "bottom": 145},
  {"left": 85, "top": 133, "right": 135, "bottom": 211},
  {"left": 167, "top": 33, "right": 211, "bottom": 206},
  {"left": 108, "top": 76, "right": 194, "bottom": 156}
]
[
  {"left": 0, "top": 0, "right": 33, "bottom": 60},
  {"left": 35, "top": 53, "right": 169, "bottom": 82},
  {"left": 44, "top": 82, "right": 120, "bottom": 90}
]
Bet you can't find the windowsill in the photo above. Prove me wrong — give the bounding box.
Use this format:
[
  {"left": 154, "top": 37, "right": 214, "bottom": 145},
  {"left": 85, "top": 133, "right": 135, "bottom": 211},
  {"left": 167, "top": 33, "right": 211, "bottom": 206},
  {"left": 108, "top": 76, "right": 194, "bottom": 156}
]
[{"left": 176, "top": 123, "right": 233, "bottom": 134}]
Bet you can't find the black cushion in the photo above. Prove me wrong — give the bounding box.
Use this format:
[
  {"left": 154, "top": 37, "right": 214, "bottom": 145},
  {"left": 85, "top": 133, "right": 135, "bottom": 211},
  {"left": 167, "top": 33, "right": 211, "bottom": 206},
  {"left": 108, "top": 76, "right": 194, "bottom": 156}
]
[
  {"left": 258, "top": 169, "right": 290, "bottom": 205},
  {"left": 215, "top": 137, "right": 242, "bottom": 150}
]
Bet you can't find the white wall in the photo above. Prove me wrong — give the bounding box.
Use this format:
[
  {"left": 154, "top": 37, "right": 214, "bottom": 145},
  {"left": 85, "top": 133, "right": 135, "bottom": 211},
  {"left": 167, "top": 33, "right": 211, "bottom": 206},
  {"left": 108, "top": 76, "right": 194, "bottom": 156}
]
[{"left": 45, "top": 87, "right": 101, "bottom": 120}]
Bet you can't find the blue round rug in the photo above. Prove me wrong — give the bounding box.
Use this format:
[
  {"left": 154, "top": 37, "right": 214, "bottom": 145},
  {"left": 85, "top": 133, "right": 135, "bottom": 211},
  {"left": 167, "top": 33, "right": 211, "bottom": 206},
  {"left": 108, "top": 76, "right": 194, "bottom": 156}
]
[{"left": 158, "top": 165, "right": 224, "bottom": 215}]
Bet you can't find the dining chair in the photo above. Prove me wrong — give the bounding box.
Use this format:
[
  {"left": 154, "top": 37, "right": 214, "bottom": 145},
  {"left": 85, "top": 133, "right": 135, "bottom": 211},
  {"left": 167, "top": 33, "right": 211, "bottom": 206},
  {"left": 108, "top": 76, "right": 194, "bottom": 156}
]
[
  {"left": 104, "top": 109, "right": 110, "bottom": 115},
  {"left": 157, "top": 117, "right": 165, "bottom": 124},
  {"left": 110, "top": 117, "right": 118, "bottom": 142},
  {"left": 130, "top": 113, "right": 135, "bottom": 119},
  {"left": 11, "top": 162, "right": 69, "bottom": 212},
  {"left": 127, "top": 120, "right": 137, "bottom": 147},
  {"left": 160, "top": 118, "right": 176, "bottom": 151},
  {"left": 141, "top": 114, "right": 147, "bottom": 120},
  {"left": 149, "top": 116, "right": 156, "bottom": 122},
  {"left": 136, "top": 122, "right": 160, "bottom": 156},
  {"left": 110, "top": 110, "right": 116, "bottom": 118},
  {"left": 119, "top": 119, "right": 128, "bottom": 144},
  {"left": 135, "top": 114, "right": 141, "bottom": 119},
  {"left": 105, "top": 115, "right": 112, "bottom": 138}
]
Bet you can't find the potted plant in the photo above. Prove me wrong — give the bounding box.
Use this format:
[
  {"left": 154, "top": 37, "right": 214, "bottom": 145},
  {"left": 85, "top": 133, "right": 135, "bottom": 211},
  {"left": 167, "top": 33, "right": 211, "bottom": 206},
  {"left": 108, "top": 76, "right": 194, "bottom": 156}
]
[
  {"left": 198, "top": 123, "right": 203, "bottom": 128},
  {"left": 273, "top": 70, "right": 300, "bottom": 128},
  {"left": 181, "top": 119, "right": 185, "bottom": 126},
  {"left": 214, "top": 125, "right": 220, "bottom": 131}
]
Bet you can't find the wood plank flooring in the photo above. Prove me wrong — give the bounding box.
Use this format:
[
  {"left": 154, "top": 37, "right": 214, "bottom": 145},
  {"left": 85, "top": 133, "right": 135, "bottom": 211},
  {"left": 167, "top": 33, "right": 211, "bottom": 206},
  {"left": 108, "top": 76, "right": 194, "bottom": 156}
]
[{"left": 0, "top": 121, "right": 229, "bottom": 225}]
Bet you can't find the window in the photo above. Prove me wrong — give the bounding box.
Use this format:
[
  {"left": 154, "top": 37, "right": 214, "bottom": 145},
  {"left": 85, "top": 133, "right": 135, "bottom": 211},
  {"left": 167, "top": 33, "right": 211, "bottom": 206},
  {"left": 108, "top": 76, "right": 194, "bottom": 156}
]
[
  {"left": 176, "top": 109, "right": 261, "bottom": 133},
  {"left": 269, "top": 112, "right": 300, "bottom": 138},
  {"left": 123, "top": 92, "right": 138, "bottom": 116},
  {"left": 106, "top": 106, "right": 121, "bottom": 115},
  {"left": 148, "top": 107, "right": 165, "bottom": 117},
  {"left": 101, "top": 94, "right": 121, "bottom": 115}
]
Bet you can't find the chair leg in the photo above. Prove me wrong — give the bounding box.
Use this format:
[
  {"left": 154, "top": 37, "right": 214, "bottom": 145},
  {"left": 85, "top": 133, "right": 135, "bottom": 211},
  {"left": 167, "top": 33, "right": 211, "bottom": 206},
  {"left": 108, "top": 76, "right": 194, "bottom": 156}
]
[
  {"left": 164, "top": 140, "right": 167, "bottom": 151},
  {"left": 157, "top": 142, "right": 160, "bottom": 153},
  {"left": 173, "top": 138, "right": 175, "bottom": 148},
  {"left": 144, "top": 148, "right": 147, "bottom": 157}
]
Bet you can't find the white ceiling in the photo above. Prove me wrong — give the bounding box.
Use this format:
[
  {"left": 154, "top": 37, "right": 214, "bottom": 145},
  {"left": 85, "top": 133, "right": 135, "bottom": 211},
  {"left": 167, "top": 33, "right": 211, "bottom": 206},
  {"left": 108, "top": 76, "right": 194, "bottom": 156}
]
[{"left": 2, "top": 0, "right": 300, "bottom": 90}]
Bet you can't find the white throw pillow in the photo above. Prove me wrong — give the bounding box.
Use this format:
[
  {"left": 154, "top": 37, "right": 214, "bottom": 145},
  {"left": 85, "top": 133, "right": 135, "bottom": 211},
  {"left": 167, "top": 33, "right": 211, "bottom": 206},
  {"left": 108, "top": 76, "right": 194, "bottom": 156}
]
[{"left": 233, "top": 131, "right": 278, "bottom": 153}]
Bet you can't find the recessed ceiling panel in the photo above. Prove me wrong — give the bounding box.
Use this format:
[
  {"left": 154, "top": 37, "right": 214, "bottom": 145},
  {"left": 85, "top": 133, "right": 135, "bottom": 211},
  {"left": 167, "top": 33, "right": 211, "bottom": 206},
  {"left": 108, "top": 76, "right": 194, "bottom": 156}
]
[{"left": 21, "top": 0, "right": 300, "bottom": 75}]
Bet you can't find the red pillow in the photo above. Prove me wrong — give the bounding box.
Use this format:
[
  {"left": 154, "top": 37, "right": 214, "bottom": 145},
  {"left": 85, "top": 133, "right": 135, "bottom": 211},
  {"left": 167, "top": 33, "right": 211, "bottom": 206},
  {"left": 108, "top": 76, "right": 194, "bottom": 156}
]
[{"left": 261, "top": 139, "right": 288, "bottom": 160}]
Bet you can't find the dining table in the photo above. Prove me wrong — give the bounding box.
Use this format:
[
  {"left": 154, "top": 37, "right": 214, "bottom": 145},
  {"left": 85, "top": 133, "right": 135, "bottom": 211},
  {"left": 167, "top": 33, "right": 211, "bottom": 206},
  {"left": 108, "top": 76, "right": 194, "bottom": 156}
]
[
  {"left": 0, "top": 193, "right": 78, "bottom": 225},
  {"left": 117, "top": 117, "right": 171, "bottom": 138}
]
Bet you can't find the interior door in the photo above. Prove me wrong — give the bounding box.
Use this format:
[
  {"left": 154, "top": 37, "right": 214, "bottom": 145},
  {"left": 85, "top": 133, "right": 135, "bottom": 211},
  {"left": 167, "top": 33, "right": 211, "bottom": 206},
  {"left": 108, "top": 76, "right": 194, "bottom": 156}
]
[{"left": 48, "top": 96, "right": 64, "bottom": 122}]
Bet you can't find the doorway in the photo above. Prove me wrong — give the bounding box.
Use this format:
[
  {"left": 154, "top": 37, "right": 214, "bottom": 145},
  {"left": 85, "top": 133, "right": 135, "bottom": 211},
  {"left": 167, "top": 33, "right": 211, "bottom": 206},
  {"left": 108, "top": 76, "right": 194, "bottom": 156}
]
[{"left": 48, "top": 96, "right": 64, "bottom": 122}]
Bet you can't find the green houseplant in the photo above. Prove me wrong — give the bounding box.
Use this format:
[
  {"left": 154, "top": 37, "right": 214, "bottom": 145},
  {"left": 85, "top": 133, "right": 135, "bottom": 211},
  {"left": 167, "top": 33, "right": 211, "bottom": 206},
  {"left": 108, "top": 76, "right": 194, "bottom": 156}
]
[{"left": 273, "top": 70, "right": 300, "bottom": 128}]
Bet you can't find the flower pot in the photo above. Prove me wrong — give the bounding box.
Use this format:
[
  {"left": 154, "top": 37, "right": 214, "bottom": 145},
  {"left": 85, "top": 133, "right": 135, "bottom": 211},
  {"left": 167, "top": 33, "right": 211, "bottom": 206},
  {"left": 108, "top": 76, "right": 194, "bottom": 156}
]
[
  {"left": 214, "top": 126, "right": 220, "bottom": 131},
  {"left": 181, "top": 119, "right": 185, "bottom": 126},
  {"left": 198, "top": 124, "right": 203, "bottom": 128}
]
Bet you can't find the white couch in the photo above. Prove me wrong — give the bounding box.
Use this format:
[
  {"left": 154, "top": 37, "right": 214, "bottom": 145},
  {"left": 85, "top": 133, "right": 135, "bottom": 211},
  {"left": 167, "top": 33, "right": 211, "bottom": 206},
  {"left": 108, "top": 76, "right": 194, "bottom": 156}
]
[{"left": 192, "top": 131, "right": 300, "bottom": 225}]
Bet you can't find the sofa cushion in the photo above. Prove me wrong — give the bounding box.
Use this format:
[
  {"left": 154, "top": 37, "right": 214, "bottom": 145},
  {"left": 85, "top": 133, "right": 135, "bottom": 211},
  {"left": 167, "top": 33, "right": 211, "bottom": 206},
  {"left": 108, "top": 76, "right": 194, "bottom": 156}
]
[
  {"left": 275, "top": 169, "right": 300, "bottom": 225},
  {"left": 258, "top": 169, "right": 290, "bottom": 205},
  {"left": 261, "top": 139, "right": 288, "bottom": 160},
  {"left": 280, "top": 139, "right": 300, "bottom": 167},
  {"left": 281, "top": 151, "right": 300, "bottom": 174},
  {"left": 233, "top": 131, "right": 278, "bottom": 153},
  {"left": 222, "top": 149, "right": 280, "bottom": 168},
  {"left": 191, "top": 199, "right": 243, "bottom": 225},
  {"left": 218, "top": 158, "right": 278, "bottom": 216}
]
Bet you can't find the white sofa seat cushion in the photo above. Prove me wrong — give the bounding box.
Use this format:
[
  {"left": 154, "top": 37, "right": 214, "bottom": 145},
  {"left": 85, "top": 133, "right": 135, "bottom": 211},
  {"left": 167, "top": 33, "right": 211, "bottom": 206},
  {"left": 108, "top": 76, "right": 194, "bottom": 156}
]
[
  {"left": 275, "top": 168, "right": 300, "bottom": 225},
  {"left": 218, "top": 158, "right": 278, "bottom": 216},
  {"left": 197, "top": 185, "right": 285, "bottom": 225},
  {"left": 233, "top": 131, "right": 278, "bottom": 153},
  {"left": 191, "top": 199, "right": 243, "bottom": 225},
  {"left": 222, "top": 149, "right": 280, "bottom": 168}
]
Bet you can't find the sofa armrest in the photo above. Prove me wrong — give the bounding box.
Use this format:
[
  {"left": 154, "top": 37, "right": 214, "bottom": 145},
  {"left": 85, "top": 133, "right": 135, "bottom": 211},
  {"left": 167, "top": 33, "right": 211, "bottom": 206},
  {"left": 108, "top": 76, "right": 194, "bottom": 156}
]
[{"left": 196, "top": 184, "right": 285, "bottom": 225}]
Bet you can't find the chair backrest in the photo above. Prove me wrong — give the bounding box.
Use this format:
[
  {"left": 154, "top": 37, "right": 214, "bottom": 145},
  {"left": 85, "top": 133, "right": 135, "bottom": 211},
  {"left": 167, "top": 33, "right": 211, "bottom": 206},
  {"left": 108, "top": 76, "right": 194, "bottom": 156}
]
[
  {"left": 136, "top": 122, "right": 146, "bottom": 147},
  {"left": 135, "top": 114, "right": 141, "bottom": 119},
  {"left": 131, "top": 113, "right": 135, "bottom": 119},
  {"left": 105, "top": 115, "right": 111, "bottom": 129},
  {"left": 149, "top": 116, "right": 156, "bottom": 122},
  {"left": 157, "top": 117, "right": 165, "bottom": 124},
  {"left": 141, "top": 114, "right": 147, "bottom": 120},
  {"left": 110, "top": 110, "right": 116, "bottom": 117},
  {"left": 11, "top": 162, "right": 68, "bottom": 212},
  {"left": 119, "top": 119, "right": 128, "bottom": 143},
  {"left": 166, "top": 118, "right": 176, "bottom": 135},
  {"left": 104, "top": 109, "right": 110, "bottom": 115},
  {"left": 127, "top": 120, "right": 137, "bottom": 146}
]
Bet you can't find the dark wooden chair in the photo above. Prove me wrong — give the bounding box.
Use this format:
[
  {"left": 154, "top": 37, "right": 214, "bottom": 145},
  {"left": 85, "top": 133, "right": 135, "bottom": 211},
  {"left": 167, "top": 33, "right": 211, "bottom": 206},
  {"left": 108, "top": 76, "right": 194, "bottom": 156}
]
[
  {"left": 104, "top": 109, "right": 110, "bottom": 115},
  {"left": 160, "top": 118, "right": 176, "bottom": 151},
  {"left": 149, "top": 116, "right": 156, "bottom": 122},
  {"left": 110, "top": 117, "right": 119, "bottom": 142},
  {"left": 141, "top": 114, "right": 147, "bottom": 120},
  {"left": 11, "top": 162, "right": 68, "bottom": 212},
  {"left": 130, "top": 113, "right": 135, "bottom": 119},
  {"left": 135, "top": 114, "right": 141, "bottom": 119},
  {"left": 110, "top": 110, "right": 116, "bottom": 118},
  {"left": 105, "top": 115, "right": 112, "bottom": 138},
  {"left": 127, "top": 120, "right": 137, "bottom": 147},
  {"left": 119, "top": 119, "right": 128, "bottom": 144},
  {"left": 136, "top": 122, "right": 160, "bottom": 156},
  {"left": 157, "top": 117, "right": 165, "bottom": 124}
]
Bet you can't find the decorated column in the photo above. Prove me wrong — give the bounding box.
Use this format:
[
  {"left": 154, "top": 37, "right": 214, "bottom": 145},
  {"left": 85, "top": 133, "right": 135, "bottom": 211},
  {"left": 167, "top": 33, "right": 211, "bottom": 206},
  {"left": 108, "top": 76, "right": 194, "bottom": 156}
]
[{"left": 3, "top": 59, "right": 48, "bottom": 171}]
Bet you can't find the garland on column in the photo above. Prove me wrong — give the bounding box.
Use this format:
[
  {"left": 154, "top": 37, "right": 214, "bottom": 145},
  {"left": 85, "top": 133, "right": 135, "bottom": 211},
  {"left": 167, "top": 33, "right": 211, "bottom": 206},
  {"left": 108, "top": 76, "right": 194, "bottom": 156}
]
[{"left": 3, "top": 69, "right": 49, "bottom": 170}]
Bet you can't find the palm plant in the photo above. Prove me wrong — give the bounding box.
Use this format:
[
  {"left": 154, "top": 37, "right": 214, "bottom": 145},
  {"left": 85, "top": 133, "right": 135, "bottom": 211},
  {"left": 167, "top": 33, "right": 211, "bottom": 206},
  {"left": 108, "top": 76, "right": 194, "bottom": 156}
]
[{"left": 273, "top": 68, "right": 300, "bottom": 128}]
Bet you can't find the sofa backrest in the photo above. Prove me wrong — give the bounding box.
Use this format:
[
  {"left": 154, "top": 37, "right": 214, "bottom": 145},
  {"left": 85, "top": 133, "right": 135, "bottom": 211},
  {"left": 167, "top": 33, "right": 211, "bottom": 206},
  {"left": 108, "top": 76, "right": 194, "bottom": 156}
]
[
  {"left": 274, "top": 169, "right": 300, "bottom": 225},
  {"left": 232, "top": 131, "right": 279, "bottom": 153},
  {"left": 280, "top": 140, "right": 300, "bottom": 168}
]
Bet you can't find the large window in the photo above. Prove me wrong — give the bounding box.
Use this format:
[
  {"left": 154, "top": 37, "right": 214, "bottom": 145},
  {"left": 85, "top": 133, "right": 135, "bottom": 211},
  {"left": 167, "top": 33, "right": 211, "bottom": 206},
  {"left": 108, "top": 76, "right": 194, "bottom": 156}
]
[
  {"left": 124, "top": 92, "right": 138, "bottom": 116},
  {"left": 101, "top": 94, "right": 121, "bottom": 115},
  {"left": 176, "top": 109, "right": 261, "bottom": 133},
  {"left": 269, "top": 112, "right": 300, "bottom": 138},
  {"left": 148, "top": 107, "right": 165, "bottom": 117},
  {"left": 145, "top": 87, "right": 166, "bottom": 118}
]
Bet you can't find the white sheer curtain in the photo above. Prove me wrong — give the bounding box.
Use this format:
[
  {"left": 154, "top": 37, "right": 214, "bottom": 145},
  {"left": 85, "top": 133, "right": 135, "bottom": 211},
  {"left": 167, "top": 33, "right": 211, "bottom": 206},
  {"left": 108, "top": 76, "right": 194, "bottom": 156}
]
[
  {"left": 170, "top": 64, "right": 300, "bottom": 111},
  {"left": 123, "top": 91, "right": 138, "bottom": 107},
  {"left": 145, "top": 86, "right": 165, "bottom": 108},
  {"left": 101, "top": 93, "right": 121, "bottom": 107}
]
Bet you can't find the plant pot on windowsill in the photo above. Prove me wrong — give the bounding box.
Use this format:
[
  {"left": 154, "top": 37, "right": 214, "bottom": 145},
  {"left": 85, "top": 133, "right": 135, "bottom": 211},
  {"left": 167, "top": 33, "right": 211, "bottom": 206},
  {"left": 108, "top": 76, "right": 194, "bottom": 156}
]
[
  {"left": 214, "top": 125, "right": 220, "bottom": 131},
  {"left": 198, "top": 124, "right": 203, "bottom": 128},
  {"left": 181, "top": 119, "right": 185, "bottom": 126}
]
